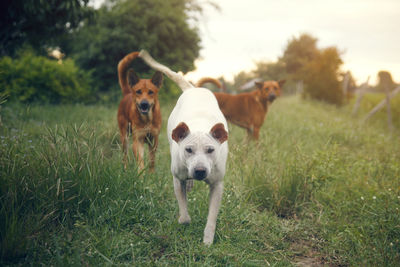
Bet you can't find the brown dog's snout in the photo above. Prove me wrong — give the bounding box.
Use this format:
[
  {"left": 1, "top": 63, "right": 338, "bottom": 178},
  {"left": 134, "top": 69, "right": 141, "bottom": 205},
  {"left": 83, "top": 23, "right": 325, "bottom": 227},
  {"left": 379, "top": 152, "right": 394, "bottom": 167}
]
[
  {"left": 268, "top": 94, "right": 276, "bottom": 102},
  {"left": 140, "top": 100, "right": 149, "bottom": 109},
  {"left": 139, "top": 100, "right": 150, "bottom": 113}
]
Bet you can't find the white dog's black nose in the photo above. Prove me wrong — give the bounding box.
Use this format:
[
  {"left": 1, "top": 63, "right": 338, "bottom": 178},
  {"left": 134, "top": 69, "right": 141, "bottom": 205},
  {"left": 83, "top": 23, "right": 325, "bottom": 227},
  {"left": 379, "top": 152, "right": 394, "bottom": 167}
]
[{"left": 194, "top": 167, "right": 207, "bottom": 180}]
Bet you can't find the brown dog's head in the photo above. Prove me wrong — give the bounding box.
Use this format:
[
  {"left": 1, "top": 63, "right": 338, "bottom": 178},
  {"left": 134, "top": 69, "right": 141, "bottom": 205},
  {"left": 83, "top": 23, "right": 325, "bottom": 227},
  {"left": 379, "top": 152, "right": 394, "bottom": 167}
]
[
  {"left": 255, "top": 80, "right": 285, "bottom": 103},
  {"left": 127, "top": 69, "right": 163, "bottom": 115}
]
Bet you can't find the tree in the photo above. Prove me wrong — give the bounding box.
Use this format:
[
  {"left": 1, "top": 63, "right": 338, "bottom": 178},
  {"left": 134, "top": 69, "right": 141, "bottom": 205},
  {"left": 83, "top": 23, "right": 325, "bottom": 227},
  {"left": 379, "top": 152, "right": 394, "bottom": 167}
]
[
  {"left": 227, "top": 60, "right": 287, "bottom": 92},
  {"left": 377, "top": 71, "right": 396, "bottom": 92},
  {"left": 280, "top": 33, "right": 344, "bottom": 105},
  {"left": 66, "top": 0, "right": 203, "bottom": 92},
  {"left": 252, "top": 60, "right": 286, "bottom": 82},
  {"left": 340, "top": 71, "right": 357, "bottom": 99},
  {"left": 302, "top": 47, "right": 343, "bottom": 105},
  {"left": 280, "top": 33, "right": 318, "bottom": 79},
  {"left": 0, "top": 48, "right": 93, "bottom": 103},
  {"left": 231, "top": 70, "right": 254, "bottom": 91},
  {"left": 0, "top": 0, "right": 94, "bottom": 56}
]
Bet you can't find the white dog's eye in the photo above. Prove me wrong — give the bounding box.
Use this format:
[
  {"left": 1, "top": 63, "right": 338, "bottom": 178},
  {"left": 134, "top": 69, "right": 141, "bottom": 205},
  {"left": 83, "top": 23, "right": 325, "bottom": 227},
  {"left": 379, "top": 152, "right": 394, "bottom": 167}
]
[
  {"left": 185, "top": 147, "right": 193, "bottom": 153},
  {"left": 206, "top": 148, "right": 215, "bottom": 154}
]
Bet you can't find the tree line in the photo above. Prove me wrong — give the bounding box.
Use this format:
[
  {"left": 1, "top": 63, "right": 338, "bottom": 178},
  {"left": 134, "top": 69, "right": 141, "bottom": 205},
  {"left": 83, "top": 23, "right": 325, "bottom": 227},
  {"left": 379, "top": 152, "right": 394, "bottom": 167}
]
[
  {"left": 224, "top": 34, "right": 397, "bottom": 105},
  {"left": 0, "top": 0, "right": 204, "bottom": 103},
  {"left": 224, "top": 34, "right": 349, "bottom": 105},
  {"left": 0, "top": 0, "right": 396, "bottom": 105}
]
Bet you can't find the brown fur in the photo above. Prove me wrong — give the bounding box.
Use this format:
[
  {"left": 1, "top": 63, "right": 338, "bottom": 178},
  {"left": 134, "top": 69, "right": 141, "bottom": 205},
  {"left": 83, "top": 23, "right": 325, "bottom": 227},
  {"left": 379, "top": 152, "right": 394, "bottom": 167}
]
[
  {"left": 196, "top": 77, "right": 224, "bottom": 91},
  {"left": 197, "top": 78, "right": 285, "bottom": 140},
  {"left": 117, "top": 51, "right": 163, "bottom": 171}
]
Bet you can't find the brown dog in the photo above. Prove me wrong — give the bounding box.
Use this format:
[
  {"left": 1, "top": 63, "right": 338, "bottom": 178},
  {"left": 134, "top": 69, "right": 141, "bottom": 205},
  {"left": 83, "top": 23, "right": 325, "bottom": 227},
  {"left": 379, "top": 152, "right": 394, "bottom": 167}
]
[
  {"left": 197, "top": 78, "right": 285, "bottom": 140},
  {"left": 117, "top": 51, "right": 163, "bottom": 171}
]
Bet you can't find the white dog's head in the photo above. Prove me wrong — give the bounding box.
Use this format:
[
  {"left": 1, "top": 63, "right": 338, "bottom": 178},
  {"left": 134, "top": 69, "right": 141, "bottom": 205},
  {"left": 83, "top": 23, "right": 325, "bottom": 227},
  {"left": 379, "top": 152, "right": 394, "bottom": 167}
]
[{"left": 172, "top": 122, "right": 228, "bottom": 181}]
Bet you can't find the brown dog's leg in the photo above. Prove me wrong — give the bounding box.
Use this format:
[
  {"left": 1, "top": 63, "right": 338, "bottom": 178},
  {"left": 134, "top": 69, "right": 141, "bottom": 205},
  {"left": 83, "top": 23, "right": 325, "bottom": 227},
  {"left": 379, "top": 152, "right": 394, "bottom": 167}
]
[
  {"left": 246, "top": 126, "right": 254, "bottom": 141},
  {"left": 132, "top": 136, "right": 145, "bottom": 170},
  {"left": 246, "top": 125, "right": 260, "bottom": 140},
  {"left": 148, "top": 135, "right": 158, "bottom": 173},
  {"left": 252, "top": 127, "right": 260, "bottom": 140},
  {"left": 118, "top": 119, "right": 129, "bottom": 169},
  {"left": 122, "top": 134, "right": 128, "bottom": 169}
]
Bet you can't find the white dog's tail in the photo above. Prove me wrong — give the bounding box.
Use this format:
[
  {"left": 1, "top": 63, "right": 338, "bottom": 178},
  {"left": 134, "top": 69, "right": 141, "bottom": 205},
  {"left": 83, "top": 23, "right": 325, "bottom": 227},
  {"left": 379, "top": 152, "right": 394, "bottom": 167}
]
[{"left": 139, "top": 50, "right": 194, "bottom": 91}]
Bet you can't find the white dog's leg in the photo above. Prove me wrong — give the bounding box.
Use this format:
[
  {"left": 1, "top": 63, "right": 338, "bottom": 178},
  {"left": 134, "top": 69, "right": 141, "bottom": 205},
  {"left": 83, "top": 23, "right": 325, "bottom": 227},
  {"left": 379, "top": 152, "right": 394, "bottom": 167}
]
[
  {"left": 173, "top": 177, "right": 191, "bottom": 224},
  {"left": 203, "top": 181, "right": 223, "bottom": 245}
]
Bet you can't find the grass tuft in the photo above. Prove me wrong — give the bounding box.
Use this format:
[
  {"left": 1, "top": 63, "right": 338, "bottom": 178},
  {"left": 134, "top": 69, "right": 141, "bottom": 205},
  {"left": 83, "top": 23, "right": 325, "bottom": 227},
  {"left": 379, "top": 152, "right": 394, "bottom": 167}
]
[{"left": 1, "top": 96, "right": 399, "bottom": 265}]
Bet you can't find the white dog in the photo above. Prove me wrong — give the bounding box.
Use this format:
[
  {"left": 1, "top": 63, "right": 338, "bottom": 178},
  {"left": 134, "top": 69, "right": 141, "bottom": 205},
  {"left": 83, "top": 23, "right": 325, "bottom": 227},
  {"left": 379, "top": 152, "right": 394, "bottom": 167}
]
[{"left": 139, "top": 50, "right": 228, "bottom": 245}]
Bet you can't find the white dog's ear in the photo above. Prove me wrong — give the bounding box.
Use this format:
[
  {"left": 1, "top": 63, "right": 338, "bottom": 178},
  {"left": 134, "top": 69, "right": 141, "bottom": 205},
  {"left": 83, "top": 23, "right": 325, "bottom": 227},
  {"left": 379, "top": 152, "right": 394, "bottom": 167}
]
[
  {"left": 210, "top": 123, "right": 228, "bottom": 144},
  {"left": 172, "top": 122, "right": 190, "bottom": 143}
]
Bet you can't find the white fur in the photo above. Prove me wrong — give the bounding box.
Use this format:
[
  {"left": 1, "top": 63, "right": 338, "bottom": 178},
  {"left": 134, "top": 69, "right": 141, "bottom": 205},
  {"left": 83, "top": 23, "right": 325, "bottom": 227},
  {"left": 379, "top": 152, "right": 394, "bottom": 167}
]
[
  {"left": 139, "top": 50, "right": 228, "bottom": 245},
  {"left": 139, "top": 50, "right": 193, "bottom": 91}
]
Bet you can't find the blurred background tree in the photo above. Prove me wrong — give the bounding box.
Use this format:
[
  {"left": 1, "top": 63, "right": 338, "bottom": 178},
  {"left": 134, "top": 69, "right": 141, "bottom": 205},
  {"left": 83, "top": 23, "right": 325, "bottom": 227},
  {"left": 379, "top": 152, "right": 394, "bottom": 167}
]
[
  {"left": 280, "top": 33, "right": 318, "bottom": 80},
  {"left": 0, "top": 48, "right": 93, "bottom": 103},
  {"left": 376, "top": 71, "right": 396, "bottom": 92},
  {"left": 65, "top": 0, "right": 203, "bottom": 93},
  {"left": 252, "top": 60, "right": 286, "bottom": 82},
  {"left": 1, "top": 0, "right": 209, "bottom": 103},
  {"left": 226, "top": 33, "right": 345, "bottom": 104},
  {"left": 301, "top": 46, "right": 344, "bottom": 105},
  {"left": 340, "top": 71, "right": 358, "bottom": 100},
  {"left": 0, "top": 2, "right": 354, "bottom": 105},
  {"left": 227, "top": 60, "right": 288, "bottom": 93},
  {"left": 231, "top": 71, "right": 253, "bottom": 92},
  {"left": 0, "top": 0, "right": 94, "bottom": 56},
  {"left": 279, "top": 33, "right": 344, "bottom": 104}
]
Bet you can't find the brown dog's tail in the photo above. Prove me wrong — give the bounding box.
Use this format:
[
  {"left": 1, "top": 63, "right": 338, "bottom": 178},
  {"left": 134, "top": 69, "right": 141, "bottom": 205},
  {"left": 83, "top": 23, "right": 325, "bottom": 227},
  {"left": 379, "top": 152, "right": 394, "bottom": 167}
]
[
  {"left": 118, "top": 51, "right": 140, "bottom": 96},
  {"left": 196, "top": 77, "right": 223, "bottom": 90}
]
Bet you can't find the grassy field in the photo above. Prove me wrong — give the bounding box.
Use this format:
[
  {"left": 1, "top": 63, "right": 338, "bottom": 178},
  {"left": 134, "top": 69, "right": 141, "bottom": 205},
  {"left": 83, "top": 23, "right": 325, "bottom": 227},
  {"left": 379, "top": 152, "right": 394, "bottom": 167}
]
[{"left": 1, "top": 95, "right": 399, "bottom": 266}]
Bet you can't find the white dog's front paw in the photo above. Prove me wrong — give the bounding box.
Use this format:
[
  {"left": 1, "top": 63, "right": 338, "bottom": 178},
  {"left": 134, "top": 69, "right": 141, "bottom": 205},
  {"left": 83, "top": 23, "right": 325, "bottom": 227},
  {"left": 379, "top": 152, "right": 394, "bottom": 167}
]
[
  {"left": 203, "top": 234, "right": 214, "bottom": 246},
  {"left": 178, "top": 215, "right": 191, "bottom": 224},
  {"left": 203, "top": 225, "right": 216, "bottom": 246}
]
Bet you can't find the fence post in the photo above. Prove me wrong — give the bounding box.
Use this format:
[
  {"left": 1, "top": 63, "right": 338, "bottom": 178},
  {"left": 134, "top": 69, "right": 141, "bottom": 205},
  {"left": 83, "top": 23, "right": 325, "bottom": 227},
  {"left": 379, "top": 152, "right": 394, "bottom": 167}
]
[
  {"left": 342, "top": 71, "right": 350, "bottom": 102},
  {"left": 385, "top": 85, "right": 394, "bottom": 131},
  {"left": 296, "top": 80, "right": 303, "bottom": 95},
  {"left": 352, "top": 76, "right": 370, "bottom": 115},
  {"left": 361, "top": 86, "right": 400, "bottom": 125}
]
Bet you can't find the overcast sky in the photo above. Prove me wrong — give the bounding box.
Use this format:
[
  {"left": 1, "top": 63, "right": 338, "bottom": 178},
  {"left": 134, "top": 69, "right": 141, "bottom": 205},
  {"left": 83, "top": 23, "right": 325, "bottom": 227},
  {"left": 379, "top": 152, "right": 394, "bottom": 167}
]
[
  {"left": 91, "top": 0, "right": 400, "bottom": 85},
  {"left": 184, "top": 0, "right": 400, "bottom": 85}
]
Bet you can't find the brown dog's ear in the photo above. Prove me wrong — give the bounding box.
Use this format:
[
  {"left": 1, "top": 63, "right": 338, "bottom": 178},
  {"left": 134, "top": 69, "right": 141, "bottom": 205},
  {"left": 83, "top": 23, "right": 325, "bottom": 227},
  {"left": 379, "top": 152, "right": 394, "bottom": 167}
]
[
  {"left": 255, "top": 81, "right": 264, "bottom": 90},
  {"left": 172, "top": 122, "right": 190, "bottom": 143},
  {"left": 151, "top": 71, "right": 163, "bottom": 88},
  {"left": 128, "top": 69, "right": 140, "bottom": 87},
  {"left": 210, "top": 123, "right": 228, "bottom": 144},
  {"left": 278, "top": 80, "right": 286, "bottom": 88}
]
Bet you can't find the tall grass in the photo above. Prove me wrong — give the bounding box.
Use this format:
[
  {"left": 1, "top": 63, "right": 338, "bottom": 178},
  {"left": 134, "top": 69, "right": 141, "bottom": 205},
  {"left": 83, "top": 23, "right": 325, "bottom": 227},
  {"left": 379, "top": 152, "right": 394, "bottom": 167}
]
[
  {"left": 0, "top": 97, "right": 399, "bottom": 265},
  {"left": 232, "top": 97, "right": 400, "bottom": 265}
]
